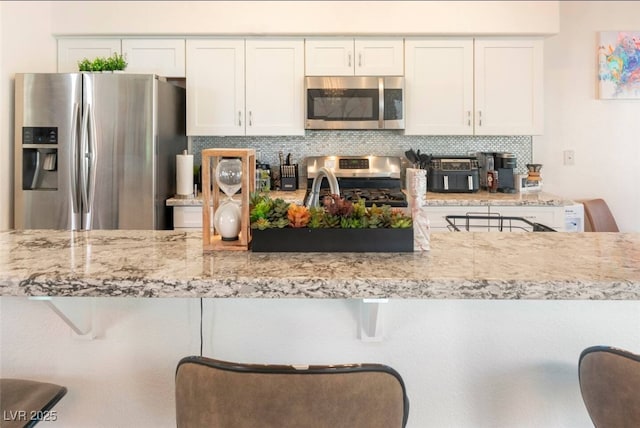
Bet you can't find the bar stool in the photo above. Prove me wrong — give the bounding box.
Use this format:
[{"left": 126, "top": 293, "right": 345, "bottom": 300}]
[
  {"left": 580, "top": 199, "right": 619, "bottom": 232},
  {"left": 579, "top": 346, "right": 640, "bottom": 427},
  {"left": 0, "top": 378, "right": 67, "bottom": 428},
  {"left": 175, "top": 355, "right": 409, "bottom": 428}
]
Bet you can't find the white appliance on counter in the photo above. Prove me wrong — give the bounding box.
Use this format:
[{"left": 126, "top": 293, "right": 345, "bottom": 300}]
[{"left": 14, "top": 73, "right": 187, "bottom": 230}]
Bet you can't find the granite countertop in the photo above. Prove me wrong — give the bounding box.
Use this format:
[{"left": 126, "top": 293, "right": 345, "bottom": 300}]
[
  {"left": 1, "top": 230, "right": 638, "bottom": 300},
  {"left": 166, "top": 190, "right": 575, "bottom": 207}
]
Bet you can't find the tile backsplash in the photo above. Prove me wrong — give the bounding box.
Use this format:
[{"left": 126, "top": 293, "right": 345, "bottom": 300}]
[{"left": 192, "top": 131, "right": 532, "bottom": 183}]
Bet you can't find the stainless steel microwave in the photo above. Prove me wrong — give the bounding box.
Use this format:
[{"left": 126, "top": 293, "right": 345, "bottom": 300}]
[{"left": 305, "top": 76, "right": 404, "bottom": 130}]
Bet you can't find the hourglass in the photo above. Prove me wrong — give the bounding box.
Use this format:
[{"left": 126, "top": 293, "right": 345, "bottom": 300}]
[
  {"left": 214, "top": 159, "right": 242, "bottom": 241},
  {"left": 202, "top": 148, "right": 256, "bottom": 251}
]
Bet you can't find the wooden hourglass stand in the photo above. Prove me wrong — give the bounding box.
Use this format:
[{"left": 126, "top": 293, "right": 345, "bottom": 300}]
[{"left": 202, "top": 148, "right": 256, "bottom": 251}]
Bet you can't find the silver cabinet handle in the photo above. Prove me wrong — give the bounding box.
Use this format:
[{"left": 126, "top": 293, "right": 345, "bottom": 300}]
[
  {"left": 238, "top": 111, "right": 242, "bottom": 126},
  {"left": 359, "top": 53, "right": 362, "bottom": 67},
  {"left": 249, "top": 111, "right": 252, "bottom": 126},
  {"left": 348, "top": 52, "right": 352, "bottom": 67},
  {"left": 478, "top": 110, "right": 482, "bottom": 127},
  {"left": 467, "top": 111, "right": 471, "bottom": 127}
]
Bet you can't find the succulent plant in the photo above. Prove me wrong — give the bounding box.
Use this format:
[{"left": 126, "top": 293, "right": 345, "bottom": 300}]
[
  {"left": 287, "top": 205, "right": 310, "bottom": 228},
  {"left": 249, "top": 194, "right": 412, "bottom": 230}
]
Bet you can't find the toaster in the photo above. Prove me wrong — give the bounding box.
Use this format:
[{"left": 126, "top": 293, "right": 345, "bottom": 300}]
[{"left": 427, "top": 156, "right": 480, "bottom": 193}]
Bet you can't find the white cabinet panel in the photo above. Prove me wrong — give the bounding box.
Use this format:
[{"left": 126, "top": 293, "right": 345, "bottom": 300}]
[
  {"left": 305, "top": 39, "right": 353, "bottom": 76},
  {"left": 305, "top": 38, "right": 403, "bottom": 76},
  {"left": 405, "top": 39, "right": 473, "bottom": 135},
  {"left": 186, "top": 39, "right": 245, "bottom": 136},
  {"left": 489, "top": 205, "right": 564, "bottom": 232},
  {"left": 474, "top": 38, "right": 544, "bottom": 135},
  {"left": 404, "top": 37, "right": 543, "bottom": 136},
  {"left": 354, "top": 39, "right": 404, "bottom": 75},
  {"left": 187, "top": 38, "right": 304, "bottom": 136},
  {"left": 245, "top": 39, "right": 305, "bottom": 136},
  {"left": 57, "top": 39, "right": 121, "bottom": 72},
  {"left": 122, "top": 39, "right": 185, "bottom": 77},
  {"left": 173, "top": 206, "right": 212, "bottom": 230},
  {"left": 424, "top": 205, "right": 489, "bottom": 232}
]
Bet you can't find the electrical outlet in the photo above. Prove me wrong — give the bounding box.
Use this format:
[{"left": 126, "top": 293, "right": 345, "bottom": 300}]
[{"left": 563, "top": 150, "right": 575, "bottom": 166}]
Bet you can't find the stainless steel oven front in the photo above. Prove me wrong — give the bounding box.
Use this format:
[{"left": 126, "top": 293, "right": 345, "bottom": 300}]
[{"left": 305, "top": 76, "right": 404, "bottom": 130}]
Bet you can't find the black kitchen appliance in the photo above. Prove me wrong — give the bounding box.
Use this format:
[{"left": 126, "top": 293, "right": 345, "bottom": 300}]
[
  {"left": 427, "top": 156, "right": 479, "bottom": 193},
  {"left": 477, "top": 151, "right": 517, "bottom": 193},
  {"left": 304, "top": 156, "right": 407, "bottom": 207}
]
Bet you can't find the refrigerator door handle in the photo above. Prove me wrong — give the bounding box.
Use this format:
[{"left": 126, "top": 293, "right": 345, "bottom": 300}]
[
  {"left": 80, "top": 103, "right": 91, "bottom": 227},
  {"left": 30, "top": 150, "right": 41, "bottom": 189},
  {"left": 70, "top": 102, "right": 81, "bottom": 215},
  {"left": 85, "top": 102, "right": 98, "bottom": 227}
]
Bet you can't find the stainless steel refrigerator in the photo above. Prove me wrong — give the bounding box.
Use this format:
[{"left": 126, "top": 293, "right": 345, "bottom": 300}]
[{"left": 14, "top": 73, "right": 187, "bottom": 230}]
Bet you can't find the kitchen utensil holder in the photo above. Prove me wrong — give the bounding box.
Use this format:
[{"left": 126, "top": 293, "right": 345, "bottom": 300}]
[
  {"left": 202, "top": 148, "right": 255, "bottom": 251},
  {"left": 280, "top": 164, "right": 299, "bottom": 191}
]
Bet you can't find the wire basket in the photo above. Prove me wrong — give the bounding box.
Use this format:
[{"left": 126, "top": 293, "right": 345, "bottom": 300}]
[{"left": 445, "top": 213, "right": 557, "bottom": 232}]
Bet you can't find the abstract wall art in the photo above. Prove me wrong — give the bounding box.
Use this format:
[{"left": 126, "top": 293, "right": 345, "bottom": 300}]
[{"left": 598, "top": 31, "right": 640, "bottom": 99}]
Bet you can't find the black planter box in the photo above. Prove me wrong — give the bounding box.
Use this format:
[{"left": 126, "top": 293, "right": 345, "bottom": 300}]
[{"left": 251, "top": 228, "right": 413, "bottom": 252}]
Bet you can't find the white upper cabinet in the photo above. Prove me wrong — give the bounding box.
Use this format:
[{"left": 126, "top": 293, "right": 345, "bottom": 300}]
[
  {"left": 474, "top": 38, "right": 543, "bottom": 136},
  {"left": 122, "top": 39, "right": 186, "bottom": 77},
  {"left": 405, "top": 39, "right": 474, "bottom": 135},
  {"left": 186, "top": 39, "right": 245, "bottom": 136},
  {"left": 404, "top": 37, "right": 543, "bottom": 136},
  {"left": 245, "top": 39, "right": 305, "bottom": 136},
  {"left": 186, "top": 38, "right": 304, "bottom": 136},
  {"left": 58, "top": 38, "right": 185, "bottom": 77},
  {"left": 57, "top": 39, "right": 121, "bottom": 72},
  {"left": 305, "top": 38, "right": 403, "bottom": 76}
]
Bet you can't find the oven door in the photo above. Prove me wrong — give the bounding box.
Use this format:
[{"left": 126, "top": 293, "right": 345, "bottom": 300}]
[{"left": 305, "top": 76, "right": 381, "bottom": 129}]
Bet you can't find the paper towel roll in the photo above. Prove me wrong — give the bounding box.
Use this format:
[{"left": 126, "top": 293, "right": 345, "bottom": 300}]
[
  {"left": 405, "top": 168, "right": 427, "bottom": 199},
  {"left": 176, "top": 151, "right": 194, "bottom": 197}
]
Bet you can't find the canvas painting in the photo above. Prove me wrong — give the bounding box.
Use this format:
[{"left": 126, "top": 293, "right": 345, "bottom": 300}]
[{"left": 598, "top": 31, "right": 640, "bottom": 99}]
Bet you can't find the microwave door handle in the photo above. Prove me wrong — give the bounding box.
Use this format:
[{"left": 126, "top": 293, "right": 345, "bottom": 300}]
[{"left": 378, "top": 77, "right": 384, "bottom": 129}]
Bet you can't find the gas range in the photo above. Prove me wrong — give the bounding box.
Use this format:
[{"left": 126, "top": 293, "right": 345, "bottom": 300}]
[{"left": 305, "top": 156, "right": 408, "bottom": 207}]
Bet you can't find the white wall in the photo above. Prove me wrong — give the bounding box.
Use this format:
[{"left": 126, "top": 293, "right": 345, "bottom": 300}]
[
  {"left": 538, "top": 1, "right": 640, "bottom": 231},
  {"left": 2, "top": 297, "right": 639, "bottom": 427}
]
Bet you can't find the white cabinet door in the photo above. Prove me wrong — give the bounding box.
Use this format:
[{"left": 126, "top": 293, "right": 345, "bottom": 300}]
[
  {"left": 305, "top": 38, "right": 354, "bottom": 76},
  {"left": 57, "top": 39, "right": 121, "bottom": 72},
  {"left": 404, "top": 38, "right": 474, "bottom": 135},
  {"left": 355, "top": 39, "right": 404, "bottom": 76},
  {"left": 173, "top": 206, "right": 213, "bottom": 230},
  {"left": 305, "top": 38, "right": 403, "bottom": 76},
  {"left": 424, "top": 205, "right": 489, "bottom": 232},
  {"left": 474, "top": 38, "right": 544, "bottom": 135},
  {"left": 186, "top": 39, "right": 245, "bottom": 136},
  {"left": 245, "top": 39, "right": 305, "bottom": 136},
  {"left": 488, "top": 205, "right": 564, "bottom": 232},
  {"left": 122, "top": 39, "right": 185, "bottom": 77}
]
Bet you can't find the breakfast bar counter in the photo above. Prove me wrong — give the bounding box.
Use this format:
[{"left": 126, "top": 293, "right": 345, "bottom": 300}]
[{"left": 1, "top": 230, "right": 638, "bottom": 300}]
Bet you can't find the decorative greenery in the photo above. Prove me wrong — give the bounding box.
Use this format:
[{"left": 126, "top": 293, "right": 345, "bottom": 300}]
[
  {"left": 249, "top": 192, "right": 412, "bottom": 230},
  {"left": 78, "top": 53, "right": 127, "bottom": 72}
]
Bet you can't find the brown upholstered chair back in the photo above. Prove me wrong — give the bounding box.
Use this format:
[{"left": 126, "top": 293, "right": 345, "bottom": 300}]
[
  {"left": 0, "top": 378, "right": 67, "bottom": 428},
  {"left": 175, "top": 356, "right": 409, "bottom": 428},
  {"left": 581, "top": 199, "right": 619, "bottom": 232},
  {"left": 579, "top": 346, "right": 640, "bottom": 428}
]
